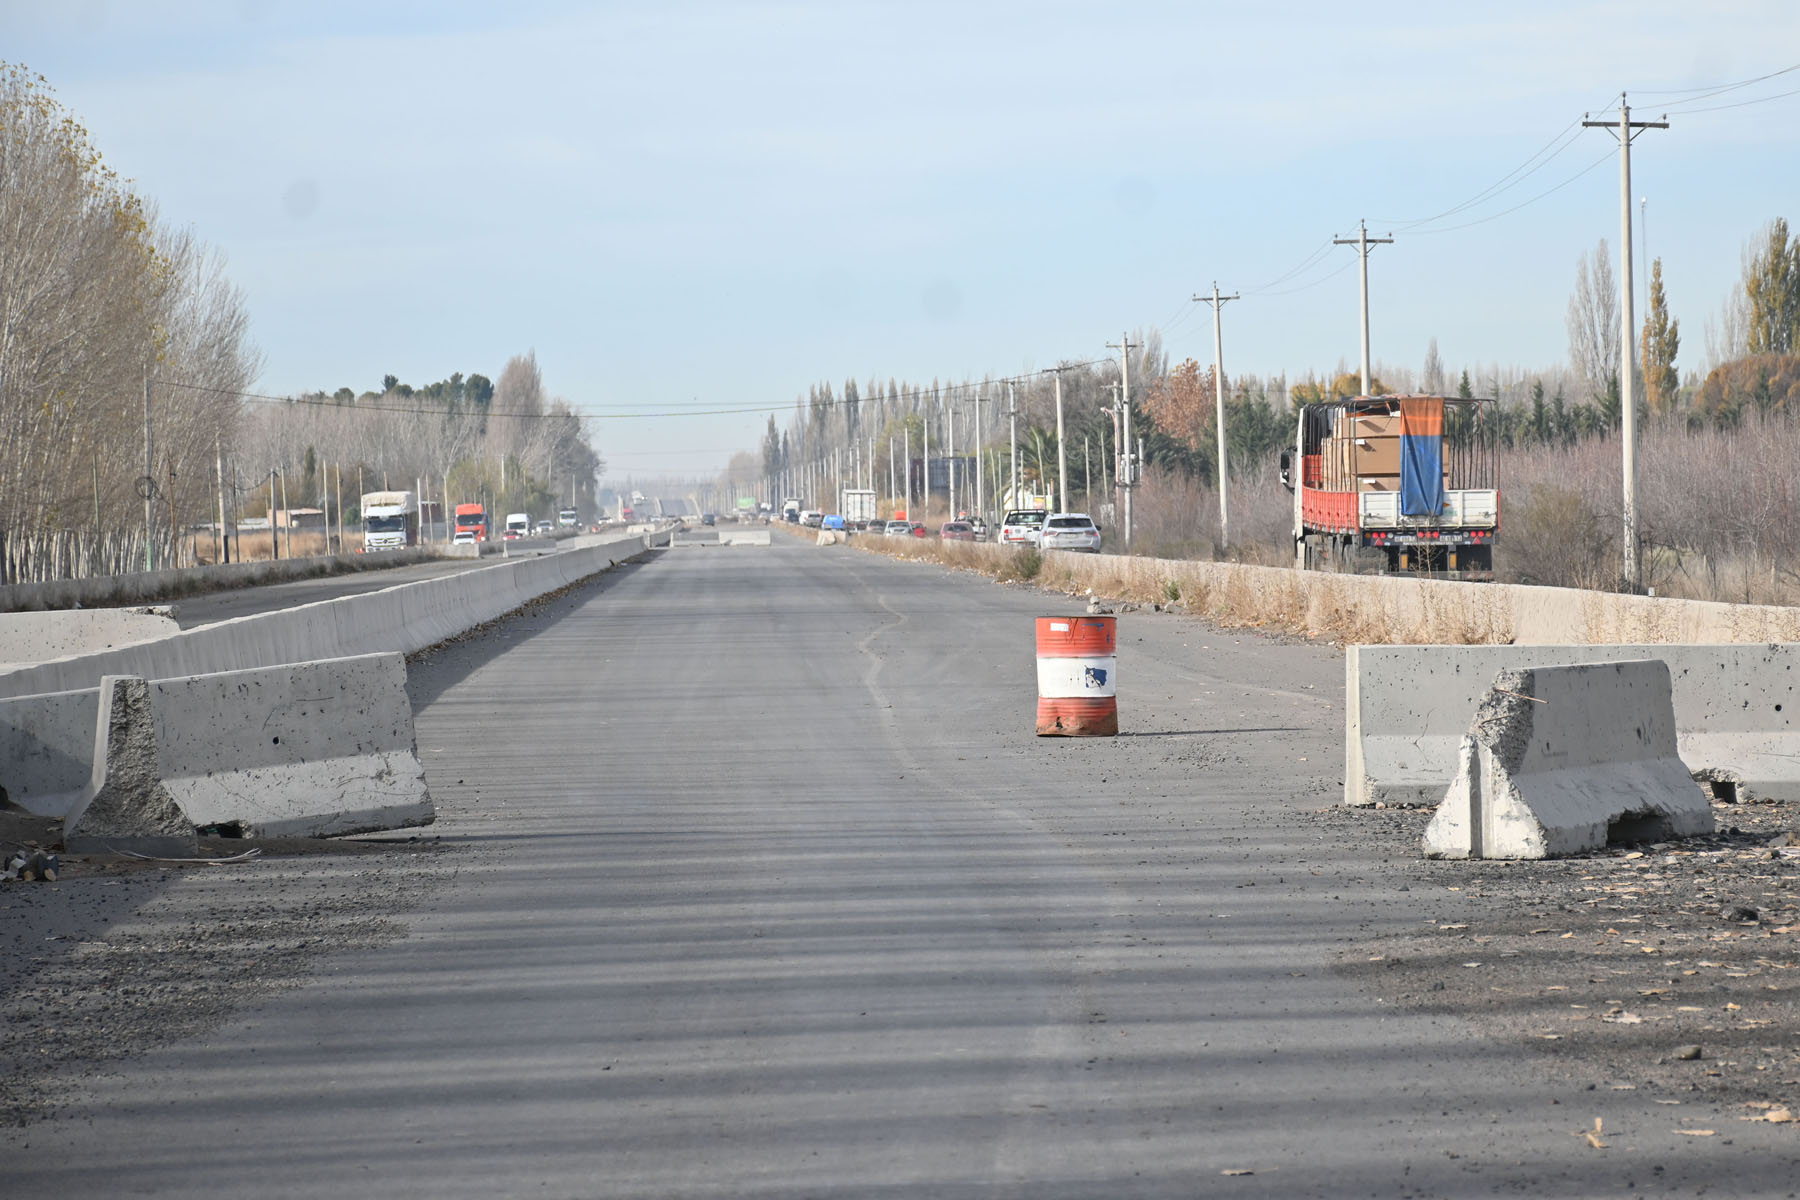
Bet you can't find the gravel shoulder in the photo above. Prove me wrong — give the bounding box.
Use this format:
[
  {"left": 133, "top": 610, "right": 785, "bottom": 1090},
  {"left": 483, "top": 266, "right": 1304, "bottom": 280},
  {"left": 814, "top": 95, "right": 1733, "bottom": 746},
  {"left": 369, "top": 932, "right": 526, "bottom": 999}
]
[{"left": 1328, "top": 798, "right": 1800, "bottom": 1115}]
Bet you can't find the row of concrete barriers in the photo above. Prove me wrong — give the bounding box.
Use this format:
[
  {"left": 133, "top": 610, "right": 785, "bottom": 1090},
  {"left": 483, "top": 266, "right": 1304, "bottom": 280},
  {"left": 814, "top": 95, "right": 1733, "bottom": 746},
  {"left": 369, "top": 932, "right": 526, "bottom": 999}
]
[
  {"left": 0, "top": 530, "right": 665, "bottom": 844},
  {"left": 1348, "top": 642, "right": 1800, "bottom": 808},
  {"left": 0, "top": 532, "right": 661, "bottom": 700}
]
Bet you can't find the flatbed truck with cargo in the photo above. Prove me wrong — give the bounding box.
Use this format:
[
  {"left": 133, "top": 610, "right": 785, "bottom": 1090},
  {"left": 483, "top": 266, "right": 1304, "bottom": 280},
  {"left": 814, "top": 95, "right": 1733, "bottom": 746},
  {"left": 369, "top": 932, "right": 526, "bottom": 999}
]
[{"left": 1279, "top": 394, "right": 1499, "bottom": 579}]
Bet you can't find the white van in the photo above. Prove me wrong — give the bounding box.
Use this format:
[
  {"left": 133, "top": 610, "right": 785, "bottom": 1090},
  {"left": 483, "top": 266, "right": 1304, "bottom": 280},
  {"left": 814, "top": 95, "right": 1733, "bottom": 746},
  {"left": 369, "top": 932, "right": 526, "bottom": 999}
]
[{"left": 504, "top": 513, "right": 531, "bottom": 540}]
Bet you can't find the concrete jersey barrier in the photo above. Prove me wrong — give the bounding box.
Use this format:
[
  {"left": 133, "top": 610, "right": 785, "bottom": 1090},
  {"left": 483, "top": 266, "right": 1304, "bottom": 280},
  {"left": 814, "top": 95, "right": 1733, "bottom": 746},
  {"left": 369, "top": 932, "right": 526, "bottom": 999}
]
[
  {"left": 1346, "top": 642, "right": 1800, "bottom": 807},
  {"left": 0, "top": 608, "right": 178, "bottom": 666},
  {"left": 1422, "top": 660, "right": 1712, "bottom": 859},
  {"left": 57, "top": 653, "right": 431, "bottom": 842},
  {"left": 0, "top": 533, "right": 654, "bottom": 700}
]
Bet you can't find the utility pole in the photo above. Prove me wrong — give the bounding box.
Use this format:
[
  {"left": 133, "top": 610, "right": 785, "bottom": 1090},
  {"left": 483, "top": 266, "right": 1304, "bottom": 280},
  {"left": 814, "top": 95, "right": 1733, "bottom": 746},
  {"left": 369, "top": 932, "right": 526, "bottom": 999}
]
[
  {"left": 947, "top": 403, "right": 957, "bottom": 518},
  {"left": 1007, "top": 382, "right": 1018, "bottom": 512},
  {"left": 974, "top": 389, "right": 984, "bottom": 521},
  {"left": 903, "top": 424, "right": 910, "bottom": 517},
  {"left": 142, "top": 371, "right": 154, "bottom": 572},
  {"left": 215, "top": 432, "right": 228, "bottom": 564},
  {"left": 1333, "top": 220, "right": 1393, "bottom": 397},
  {"left": 922, "top": 404, "right": 930, "bottom": 519},
  {"left": 1106, "top": 333, "right": 1139, "bottom": 549},
  {"left": 1585, "top": 95, "right": 1667, "bottom": 593},
  {"left": 1196, "top": 283, "right": 1240, "bottom": 548},
  {"left": 1048, "top": 368, "right": 1068, "bottom": 513}
]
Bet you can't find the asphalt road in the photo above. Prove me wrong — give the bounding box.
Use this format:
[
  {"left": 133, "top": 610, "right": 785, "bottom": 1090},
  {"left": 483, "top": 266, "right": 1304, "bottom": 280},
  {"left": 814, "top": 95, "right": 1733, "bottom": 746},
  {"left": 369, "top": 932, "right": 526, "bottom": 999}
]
[
  {"left": 167, "top": 543, "right": 562, "bottom": 628},
  {"left": 9, "top": 542, "right": 1799, "bottom": 1196}
]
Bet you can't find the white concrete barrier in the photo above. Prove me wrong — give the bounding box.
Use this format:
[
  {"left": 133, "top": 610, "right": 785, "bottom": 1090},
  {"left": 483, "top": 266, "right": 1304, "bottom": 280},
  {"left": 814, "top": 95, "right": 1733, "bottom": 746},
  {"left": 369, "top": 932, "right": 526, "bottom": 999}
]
[
  {"left": 58, "top": 653, "right": 430, "bottom": 842},
  {"left": 0, "top": 608, "right": 178, "bottom": 666},
  {"left": 0, "top": 546, "right": 442, "bottom": 613},
  {"left": 150, "top": 652, "right": 431, "bottom": 838},
  {"left": 1347, "top": 643, "right": 1800, "bottom": 807},
  {"left": 0, "top": 534, "right": 650, "bottom": 699},
  {"left": 0, "top": 686, "right": 102, "bottom": 817},
  {"left": 1422, "top": 660, "right": 1712, "bottom": 859},
  {"left": 719, "top": 529, "right": 771, "bottom": 546}
]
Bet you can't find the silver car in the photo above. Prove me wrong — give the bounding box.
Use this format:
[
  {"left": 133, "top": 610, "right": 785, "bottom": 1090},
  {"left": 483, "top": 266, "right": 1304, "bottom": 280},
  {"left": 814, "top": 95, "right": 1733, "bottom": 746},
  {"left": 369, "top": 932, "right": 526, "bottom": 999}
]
[{"left": 1038, "top": 512, "right": 1102, "bottom": 553}]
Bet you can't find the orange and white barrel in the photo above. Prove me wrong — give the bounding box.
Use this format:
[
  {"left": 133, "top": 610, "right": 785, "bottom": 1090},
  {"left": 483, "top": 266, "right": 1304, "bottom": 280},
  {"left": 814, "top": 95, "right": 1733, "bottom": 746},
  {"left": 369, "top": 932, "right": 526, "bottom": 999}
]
[{"left": 1035, "top": 615, "right": 1118, "bottom": 736}]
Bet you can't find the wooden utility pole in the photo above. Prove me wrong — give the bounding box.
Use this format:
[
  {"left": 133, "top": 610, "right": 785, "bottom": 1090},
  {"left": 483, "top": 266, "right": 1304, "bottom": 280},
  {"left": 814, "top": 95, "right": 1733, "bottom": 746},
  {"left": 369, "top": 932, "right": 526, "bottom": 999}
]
[{"left": 1585, "top": 95, "right": 1668, "bottom": 593}]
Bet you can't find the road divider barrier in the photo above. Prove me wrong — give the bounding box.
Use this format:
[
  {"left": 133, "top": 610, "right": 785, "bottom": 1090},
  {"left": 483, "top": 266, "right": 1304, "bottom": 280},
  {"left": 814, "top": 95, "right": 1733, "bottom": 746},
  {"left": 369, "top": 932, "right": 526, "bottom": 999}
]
[
  {"left": 53, "top": 652, "right": 430, "bottom": 848},
  {"left": 1036, "top": 615, "right": 1118, "bottom": 736},
  {"left": 1422, "top": 660, "right": 1712, "bottom": 859},
  {"left": 0, "top": 533, "right": 656, "bottom": 699},
  {"left": 1347, "top": 643, "right": 1800, "bottom": 807}
]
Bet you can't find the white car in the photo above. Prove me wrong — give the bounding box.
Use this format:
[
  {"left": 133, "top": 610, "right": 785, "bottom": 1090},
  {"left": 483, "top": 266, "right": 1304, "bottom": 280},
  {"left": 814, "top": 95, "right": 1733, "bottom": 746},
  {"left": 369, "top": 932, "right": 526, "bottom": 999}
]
[
  {"left": 883, "top": 520, "right": 912, "bottom": 537},
  {"left": 1038, "top": 512, "right": 1102, "bottom": 553},
  {"left": 998, "top": 509, "right": 1048, "bottom": 546}
]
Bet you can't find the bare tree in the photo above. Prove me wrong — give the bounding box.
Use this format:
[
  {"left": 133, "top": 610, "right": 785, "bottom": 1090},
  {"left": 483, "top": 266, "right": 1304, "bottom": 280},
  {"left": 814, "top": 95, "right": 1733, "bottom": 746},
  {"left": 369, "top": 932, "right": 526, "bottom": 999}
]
[{"left": 1566, "top": 239, "right": 1620, "bottom": 402}]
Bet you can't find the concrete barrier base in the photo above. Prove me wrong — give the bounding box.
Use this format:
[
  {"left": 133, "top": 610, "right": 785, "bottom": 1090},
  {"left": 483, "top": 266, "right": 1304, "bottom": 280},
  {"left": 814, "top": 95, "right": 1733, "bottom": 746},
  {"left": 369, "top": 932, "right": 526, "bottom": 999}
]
[{"left": 1423, "top": 661, "right": 1712, "bottom": 859}]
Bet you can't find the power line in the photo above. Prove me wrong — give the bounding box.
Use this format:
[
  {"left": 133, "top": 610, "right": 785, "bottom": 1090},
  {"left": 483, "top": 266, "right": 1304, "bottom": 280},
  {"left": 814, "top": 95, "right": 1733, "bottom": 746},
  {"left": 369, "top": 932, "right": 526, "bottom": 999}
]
[
  {"left": 1663, "top": 82, "right": 1800, "bottom": 116},
  {"left": 1407, "top": 148, "right": 1614, "bottom": 236},
  {"left": 1633, "top": 60, "right": 1800, "bottom": 100},
  {"left": 1370, "top": 121, "right": 1586, "bottom": 230}
]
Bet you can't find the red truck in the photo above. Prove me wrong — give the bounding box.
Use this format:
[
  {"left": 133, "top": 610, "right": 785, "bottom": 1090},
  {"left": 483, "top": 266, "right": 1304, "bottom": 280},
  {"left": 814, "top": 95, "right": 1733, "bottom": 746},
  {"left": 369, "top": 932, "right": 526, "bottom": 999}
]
[
  {"left": 453, "top": 502, "right": 488, "bottom": 544},
  {"left": 1279, "top": 394, "right": 1499, "bottom": 579}
]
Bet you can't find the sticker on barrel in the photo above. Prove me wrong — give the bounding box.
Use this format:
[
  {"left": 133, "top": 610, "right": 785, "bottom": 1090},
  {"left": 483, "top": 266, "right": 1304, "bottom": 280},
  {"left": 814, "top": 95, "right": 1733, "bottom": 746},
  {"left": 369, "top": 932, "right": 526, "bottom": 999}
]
[{"left": 1035, "top": 615, "right": 1117, "bottom": 736}]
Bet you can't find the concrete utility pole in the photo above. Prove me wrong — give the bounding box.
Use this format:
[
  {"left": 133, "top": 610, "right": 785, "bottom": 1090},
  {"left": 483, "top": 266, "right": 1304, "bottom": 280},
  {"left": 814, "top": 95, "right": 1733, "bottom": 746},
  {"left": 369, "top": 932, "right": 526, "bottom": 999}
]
[
  {"left": 974, "top": 389, "right": 984, "bottom": 521},
  {"left": 1333, "top": 220, "right": 1394, "bottom": 397},
  {"left": 215, "top": 432, "right": 228, "bottom": 564},
  {"left": 1586, "top": 96, "right": 1668, "bottom": 593},
  {"left": 1196, "top": 283, "right": 1240, "bottom": 548},
  {"left": 947, "top": 404, "right": 956, "bottom": 518},
  {"left": 903, "top": 424, "right": 910, "bottom": 516},
  {"left": 1048, "top": 368, "right": 1068, "bottom": 513},
  {"left": 1106, "top": 333, "right": 1140, "bottom": 549},
  {"left": 1006, "top": 382, "right": 1018, "bottom": 512},
  {"left": 142, "top": 371, "right": 154, "bottom": 572},
  {"left": 922, "top": 404, "right": 930, "bottom": 518}
]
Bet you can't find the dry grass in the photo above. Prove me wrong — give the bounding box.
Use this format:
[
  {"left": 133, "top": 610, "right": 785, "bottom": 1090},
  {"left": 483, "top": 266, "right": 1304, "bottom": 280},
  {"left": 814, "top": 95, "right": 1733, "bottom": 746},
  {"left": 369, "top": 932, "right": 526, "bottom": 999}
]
[
  {"left": 846, "top": 534, "right": 1518, "bottom": 646},
  {"left": 186, "top": 530, "right": 363, "bottom": 565}
]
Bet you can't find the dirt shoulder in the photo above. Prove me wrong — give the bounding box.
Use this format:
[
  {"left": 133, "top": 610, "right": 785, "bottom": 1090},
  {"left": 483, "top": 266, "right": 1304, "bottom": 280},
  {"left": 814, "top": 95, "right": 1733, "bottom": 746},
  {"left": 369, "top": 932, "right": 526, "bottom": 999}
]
[{"left": 1327, "top": 797, "right": 1800, "bottom": 1113}]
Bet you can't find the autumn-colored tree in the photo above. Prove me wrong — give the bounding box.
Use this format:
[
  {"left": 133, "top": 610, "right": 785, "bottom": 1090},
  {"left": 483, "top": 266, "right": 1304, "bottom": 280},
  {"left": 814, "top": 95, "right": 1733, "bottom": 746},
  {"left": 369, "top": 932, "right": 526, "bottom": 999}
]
[
  {"left": 1745, "top": 218, "right": 1800, "bottom": 355},
  {"left": 1693, "top": 354, "right": 1800, "bottom": 423},
  {"left": 1639, "top": 257, "right": 1680, "bottom": 414},
  {"left": 1141, "top": 358, "right": 1219, "bottom": 450},
  {"left": 1289, "top": 372, "right": 1389, "bottom": 407}
]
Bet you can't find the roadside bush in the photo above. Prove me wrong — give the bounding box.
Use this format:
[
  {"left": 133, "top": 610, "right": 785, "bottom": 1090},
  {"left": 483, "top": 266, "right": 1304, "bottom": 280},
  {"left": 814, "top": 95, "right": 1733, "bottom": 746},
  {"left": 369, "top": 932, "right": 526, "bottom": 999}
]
[{"left": 996, "top": 547, "right": 1041, "bottom": 582}]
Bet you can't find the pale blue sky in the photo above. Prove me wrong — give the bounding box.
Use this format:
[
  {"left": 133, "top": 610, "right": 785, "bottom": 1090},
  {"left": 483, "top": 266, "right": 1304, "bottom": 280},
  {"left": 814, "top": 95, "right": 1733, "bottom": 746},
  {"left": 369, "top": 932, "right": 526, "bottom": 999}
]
[{"left": 6, "top": 1, "right": 1798, "bottom": 478}]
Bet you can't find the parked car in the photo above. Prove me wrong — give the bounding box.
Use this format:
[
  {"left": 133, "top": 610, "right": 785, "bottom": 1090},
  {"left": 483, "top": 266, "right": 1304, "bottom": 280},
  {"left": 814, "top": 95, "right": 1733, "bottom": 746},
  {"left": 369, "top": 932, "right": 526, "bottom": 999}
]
[
  {"left": 883, "top": 520, "right": 912, "bottom": 537},
  {"left": 801, "top": 510, "right": 824, "bottom": 528},
  {"left": 909, "top": 522, "right": 928, "bottom": 537},
  {"left": 999, "top": 509, "right": 1048, "bottom": 546},
  {"left": 822, "top": 514, "right": 846, "bottom": 530},
  {"left": 939, "top": 521, "right": 976, "bottom": 542},
  {"left": 1038, "top": 512, "right": 1102, "bottom": 553}
]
